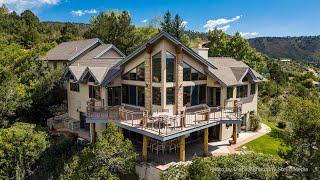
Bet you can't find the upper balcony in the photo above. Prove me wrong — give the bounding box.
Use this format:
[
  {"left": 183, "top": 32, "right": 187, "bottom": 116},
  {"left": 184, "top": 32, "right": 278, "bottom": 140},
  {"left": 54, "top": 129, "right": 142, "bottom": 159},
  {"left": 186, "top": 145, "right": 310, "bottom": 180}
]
[{"left": 86, "top": 101, "right": 242, "bottom": 141}]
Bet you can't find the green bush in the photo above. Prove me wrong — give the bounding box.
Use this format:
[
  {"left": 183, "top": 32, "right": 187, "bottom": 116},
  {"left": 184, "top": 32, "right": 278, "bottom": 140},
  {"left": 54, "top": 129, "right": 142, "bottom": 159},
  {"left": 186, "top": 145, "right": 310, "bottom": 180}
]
[
  {"left": 250, "top": 113, "right": 261, "bottom": 131},
  {"left": 277, "top": 121, "right": 286, "bottom": 129},
  {"left": 161, "top": 154, "right": 285, "bottom": 180}
]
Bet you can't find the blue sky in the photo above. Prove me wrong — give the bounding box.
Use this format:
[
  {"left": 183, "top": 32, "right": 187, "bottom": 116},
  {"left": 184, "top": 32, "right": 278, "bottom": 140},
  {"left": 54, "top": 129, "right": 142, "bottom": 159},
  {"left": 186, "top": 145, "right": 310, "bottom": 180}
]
[{"left": 1, "top": 0, "right": 320, "bottom": 38}]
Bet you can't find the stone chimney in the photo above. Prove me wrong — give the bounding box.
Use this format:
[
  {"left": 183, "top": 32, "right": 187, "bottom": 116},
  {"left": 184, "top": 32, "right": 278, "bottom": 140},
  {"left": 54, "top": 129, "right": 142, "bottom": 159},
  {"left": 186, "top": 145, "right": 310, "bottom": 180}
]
[{"left": 192, "top": 43, "right": 209, "bottom": 59}]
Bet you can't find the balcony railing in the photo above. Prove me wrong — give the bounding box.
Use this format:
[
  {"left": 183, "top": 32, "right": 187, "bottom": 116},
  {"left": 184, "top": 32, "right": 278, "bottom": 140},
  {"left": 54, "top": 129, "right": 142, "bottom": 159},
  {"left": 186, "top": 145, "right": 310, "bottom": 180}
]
[{"left": 86, "top": 104, "right": 242, "bottom": 136}]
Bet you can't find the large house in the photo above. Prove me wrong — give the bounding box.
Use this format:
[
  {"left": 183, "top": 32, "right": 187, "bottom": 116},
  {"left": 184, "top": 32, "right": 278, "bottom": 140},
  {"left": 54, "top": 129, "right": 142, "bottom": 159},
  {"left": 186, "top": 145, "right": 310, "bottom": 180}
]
[{"left": 49, "top": 32, "right": 265, "bottom": 162}]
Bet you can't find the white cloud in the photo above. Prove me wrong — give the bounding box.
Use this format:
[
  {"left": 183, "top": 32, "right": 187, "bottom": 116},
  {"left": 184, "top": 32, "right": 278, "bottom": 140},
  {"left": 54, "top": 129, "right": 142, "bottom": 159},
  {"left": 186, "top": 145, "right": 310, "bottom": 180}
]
[
  {"left": 204, "top": 15, "right": 241, "bottom": 31},
  {"left": 71, "top": 9, "right": 98, "bottom": 17},
  {"left": 141, "top": 19, "right": 148, "bottom": 23},
  {"left": 182, "top": 21, "right": 188, "bottom": 26},
  {"left": 0, "top": 0, "right": 59, "bottom": 12},
  {"left": 239, "top": 32, "right": 259, "bottom": 37},
  {"left": 217, "top": 25, "right": 230, "bottom": 31}
]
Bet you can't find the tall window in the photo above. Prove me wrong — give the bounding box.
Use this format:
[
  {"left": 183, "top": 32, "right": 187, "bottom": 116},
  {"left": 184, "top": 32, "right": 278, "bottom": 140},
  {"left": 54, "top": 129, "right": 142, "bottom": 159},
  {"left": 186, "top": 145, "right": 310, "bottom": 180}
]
[
  {"left": 227, "top": 87, "right": 233, "bottom": 99},
  {"left": 237, "top": 85, "right": 248, "bottom": 98},
  {"left": 89, "top": 85, "right": 101, "bottom": 99},
  {"left": 152, "top": 52, "right": 161, "bottom": 83},
  {"left": 183, "top": 86, "right": 191, "bottom": 106},
  {"left": 70, "top": 82, "right": 79, "bottom": 92},
  {"left": 108, "top": 87, "right": 121, "bottom": 106},
  {"left": 184, "top": 85, "right": 207, "bottom": 106},
  {"left": 138, "top": 86, "right": 145, "bottom": 107},
  {"left": 122, "top": 85, "right": 145, "bottom": 107},
  {"left": 166, "top": 52, "right": 175, "bottom": 82},
  {"left": 122, "top": 63, "right": 145, "bottom": 81},
  {"left": 166, "top": 87, "right": 175, "bottom": 105},
  {"left": 250, "top": 83, "right": 256, "bottom": 95},
  {"left": 183, "top": 62, "right": 206, "bottom": 81},
  {"left": 207, "top": 87, "right": 221, "bottom": 107},
  {"left": 152, "top": 87, "right": 161, "bottom": 105}
]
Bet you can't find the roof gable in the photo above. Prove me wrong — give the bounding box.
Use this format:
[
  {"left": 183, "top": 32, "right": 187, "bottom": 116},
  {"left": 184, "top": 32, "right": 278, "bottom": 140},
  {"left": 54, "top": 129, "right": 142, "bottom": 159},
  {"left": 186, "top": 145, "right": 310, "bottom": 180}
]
[{"left": 113, "top": 31, "right": 217, "bottom": 70}]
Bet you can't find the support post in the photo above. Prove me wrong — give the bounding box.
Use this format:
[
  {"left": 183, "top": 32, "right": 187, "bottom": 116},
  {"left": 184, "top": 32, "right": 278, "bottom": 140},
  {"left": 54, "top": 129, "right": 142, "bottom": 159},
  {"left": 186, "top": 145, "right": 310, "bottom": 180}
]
[
  {"left": 179, "top": 136, "right": 185, "bottom": 161},
  {"left": 143, "top": 110, "right": 148, "bottom": 127},
  {"left": 203, "top": 128, "right": 209, "bottom": 156},
  {"left": 232, "top": 124, "right": 237, "bottom": 144},
  {"left": 142, "top": 136, "right": 149, "bottom": 161},
  {"left": 92, "top": 123, "right": 96, "bottom": 143}
]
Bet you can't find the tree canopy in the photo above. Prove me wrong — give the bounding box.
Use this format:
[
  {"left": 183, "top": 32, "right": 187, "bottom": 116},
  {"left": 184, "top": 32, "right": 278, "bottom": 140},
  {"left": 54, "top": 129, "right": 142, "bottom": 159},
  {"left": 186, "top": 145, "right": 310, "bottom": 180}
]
[{"left": 0, "top": 123, "right": 48, "bottom": 179}]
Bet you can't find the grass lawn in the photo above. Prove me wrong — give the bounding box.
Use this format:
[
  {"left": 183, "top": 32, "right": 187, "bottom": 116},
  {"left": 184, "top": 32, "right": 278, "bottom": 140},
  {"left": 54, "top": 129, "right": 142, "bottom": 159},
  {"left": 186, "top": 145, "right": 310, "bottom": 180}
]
[{"left": 243, "top": 120, "right": 290, "bottom": 158}]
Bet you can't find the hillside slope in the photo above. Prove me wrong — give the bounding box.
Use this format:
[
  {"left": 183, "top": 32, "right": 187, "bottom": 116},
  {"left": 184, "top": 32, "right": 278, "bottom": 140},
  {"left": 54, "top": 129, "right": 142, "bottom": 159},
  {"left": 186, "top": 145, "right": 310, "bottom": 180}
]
[{"left": 248, "top": 36, "right": 320, "bottom": 66}]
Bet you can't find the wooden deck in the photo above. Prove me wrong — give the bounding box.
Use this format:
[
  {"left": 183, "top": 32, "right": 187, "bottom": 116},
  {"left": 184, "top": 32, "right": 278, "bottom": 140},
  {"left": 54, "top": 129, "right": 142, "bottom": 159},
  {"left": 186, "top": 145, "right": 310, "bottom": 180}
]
[{"left": 86, "top": 105, "right": 242, "bottom": 139}]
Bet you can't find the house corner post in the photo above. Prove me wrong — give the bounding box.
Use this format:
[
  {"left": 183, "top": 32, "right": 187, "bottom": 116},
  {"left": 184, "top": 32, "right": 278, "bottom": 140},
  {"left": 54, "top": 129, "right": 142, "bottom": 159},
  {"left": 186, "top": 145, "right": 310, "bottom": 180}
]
[
  {"left": 232, "top": 124, "right": 237, "bottom": 144},
  {"left": 142, "top": 135, "right": 149, "bottom": 161},
  {"left": 179, "top": 135, "right": 185, "bottom": 161}
]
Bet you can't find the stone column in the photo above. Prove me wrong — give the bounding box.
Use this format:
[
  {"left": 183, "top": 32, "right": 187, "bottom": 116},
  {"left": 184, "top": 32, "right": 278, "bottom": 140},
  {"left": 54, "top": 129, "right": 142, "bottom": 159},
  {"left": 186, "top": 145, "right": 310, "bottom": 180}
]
[
  {"left": 175, "top": 45, "right": 183, "bottom": 115},
  {"left": 142, "top": 136, "right": 149, "bottom": 161},
  {"left": 232, "top": 124, "right": 237, "bottom": 144},
  {"left": 179, "top": 135, "right": 185, "bottom": 161},
  {"left": 203, "top": 128, "right": 209, "bottom": 156},
  {"left": 144, "top": 47, "right": 153, "bottom": 113}
]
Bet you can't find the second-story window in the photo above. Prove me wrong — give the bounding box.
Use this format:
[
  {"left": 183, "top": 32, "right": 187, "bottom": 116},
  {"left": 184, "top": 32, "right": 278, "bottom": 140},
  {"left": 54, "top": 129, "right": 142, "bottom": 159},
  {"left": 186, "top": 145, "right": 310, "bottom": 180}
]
[
  {"left": 89, "top": 85, "right": 101, "bottom": 99},
  {"left": 152, "top": 52, "right": 161, "bottom": 83},
  {"left": 122, "top": 63, "right": 145, "bottom": 81},
  {"left": 70, "top": 82, "right": 79, "bottom": 92},
  {"left": 236, "top": 85, "right": 248, "bottom": 98},
  {"left": 166, "top": 52, "right": 175, "bottom": 82},
  {"left": 166, "top": 87, "right": 175, "bottom": 105},
  {"left": 152, "top": 87, "right": 161, "bottom": 105},
  {"left": 227, "top": 87, "right": 233, "bottom": 99},
  {"left": 183, "top": 62, "right": 206, "bottom": 81}
]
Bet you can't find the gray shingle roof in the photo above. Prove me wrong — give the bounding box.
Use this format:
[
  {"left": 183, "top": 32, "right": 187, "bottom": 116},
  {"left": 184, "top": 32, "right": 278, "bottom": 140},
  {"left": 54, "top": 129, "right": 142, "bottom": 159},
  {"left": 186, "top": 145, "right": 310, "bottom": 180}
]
[
  {"left": 207, "top": 57, "right": 265, "bottom": 86},
  {"left": 45, "top": 38, "right": 101, "bottom": 61}
]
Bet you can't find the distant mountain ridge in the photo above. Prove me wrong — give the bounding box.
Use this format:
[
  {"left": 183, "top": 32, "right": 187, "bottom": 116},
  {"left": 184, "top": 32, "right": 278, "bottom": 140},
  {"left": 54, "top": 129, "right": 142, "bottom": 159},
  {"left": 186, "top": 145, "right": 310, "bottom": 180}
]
[{"left": 248, "top": 36, "right": 320, "bottom": 66}]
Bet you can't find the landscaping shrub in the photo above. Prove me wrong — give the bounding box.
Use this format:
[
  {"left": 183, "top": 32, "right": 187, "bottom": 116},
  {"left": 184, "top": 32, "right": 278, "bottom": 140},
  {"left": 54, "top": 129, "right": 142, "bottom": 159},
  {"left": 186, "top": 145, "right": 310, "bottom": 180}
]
[
  {"left": 161, "top": 154, "right": 285, "bottom": 180},
  {"left": 250, "top": 113, "right": 261, "bottom": 131},
  {"left": 277, "top": 121, "right": 286, "bottom": 129}
]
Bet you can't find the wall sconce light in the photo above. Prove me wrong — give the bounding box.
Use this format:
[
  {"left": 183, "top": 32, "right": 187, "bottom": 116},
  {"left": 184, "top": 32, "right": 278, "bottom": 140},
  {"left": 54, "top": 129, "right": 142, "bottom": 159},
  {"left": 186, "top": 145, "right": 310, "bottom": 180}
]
[
  {"left": 146, "top": 83, "right": 149, "bottom": 88},
  {"left": 179, "top": 84, "right": 183, "bottom": 88}
]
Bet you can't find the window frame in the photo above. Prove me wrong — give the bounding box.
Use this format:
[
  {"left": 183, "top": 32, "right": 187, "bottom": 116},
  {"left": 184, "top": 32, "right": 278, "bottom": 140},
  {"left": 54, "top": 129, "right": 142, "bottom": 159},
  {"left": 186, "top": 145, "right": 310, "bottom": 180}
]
[
  {"left": 166, "top": 87, "right": 175, "bottom": 105},
  {"left": 89, "top": 85, "right": 101, "bottom": 100},
  {"left": 166, "top": 51, "right": 175, "bottom": 82},
  {"left": 152, "top": 52, "right": 162, "bottom": 83},
  {"left": 227, "top": 87, "right": 233, "bottom": 99},
  {"left": 250, "top": 83, "right": 256, "bottom": 95},
  {"left": 236, "top": 85, "right": 248, "bottom": 98},
  {"left": 152, "top": 87, "right": 161, "bottom": 105},
  {"left": 70, "top": 82, "right": 80, "bottom": 92}
]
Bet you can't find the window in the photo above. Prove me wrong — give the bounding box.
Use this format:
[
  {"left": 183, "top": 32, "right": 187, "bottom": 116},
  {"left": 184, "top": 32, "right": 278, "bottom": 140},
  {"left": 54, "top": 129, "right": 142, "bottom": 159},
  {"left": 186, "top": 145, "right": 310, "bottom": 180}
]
[
  {"left": 129, "top": 85, "right": 137, "bottom": 105},
  {"left": 70, "top": 82, "right": 79, "bottom": 92},
  {"left": 183, "top": 86, "right": 191, "bottom": 106},
  {"left": 152, "top": 52, "right": 161, "bottom": 83},
  {"left": 152, "top": 87, "right": 161, "bottom": 105},
  {"left": 121, "top": 85, "right": 145, "bottom": 107},
  {"left": 250, "top": 83, "right": 256, "bottom": 95},
  {"left": 184, "top": 85, "right": 207, "bottom": 106},
  {"left": 199, "top": 85, "right": 206, "bottom": 104},
  {"left": 227, "top": 87, "right": 233, "bottom": 99},
  {"left": 191, "top": 86, "right": 199, "bottom": 106},
  {"left": 207, "top": 87, "right": 221, "bottom": 107},
  {"left": 89, "top": 85, "right": 101, "bottom": 99},
  {"left": 122, "top": 85, "right": 128, "bottom": 104},
  {"left": 237, "top": 85, "right": 248, "bottom": 98},
  {"left": 166, "top": 87, "right": 175, "bottom": 105},
  {"left": 183, "top": 62, "right": 206, "bottom": 81},
  {"left": 122, "top": 63, "right": 145, "bottom": 81},
  {"left": 108, "top": 87, "right": 121, "bottom": 106},
  {"left": 183, "top": 63, "right": 191, "bottom": 81},
  {"left": 166, "top": 52, "right": 175, "bottom": 82},
  {"left": 138, "top": 86, "right": 145, "bottom": 107}
]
